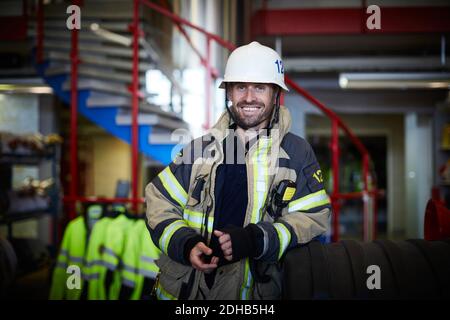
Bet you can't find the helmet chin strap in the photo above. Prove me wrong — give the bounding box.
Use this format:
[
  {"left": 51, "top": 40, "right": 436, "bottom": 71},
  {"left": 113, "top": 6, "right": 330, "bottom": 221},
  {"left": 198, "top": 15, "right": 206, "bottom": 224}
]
[
  {"left": 225, "top": 94, "right": 237, "bottom": 127},
  {"left": 267, "top": 89, "right": 281, "bottom": 132}
]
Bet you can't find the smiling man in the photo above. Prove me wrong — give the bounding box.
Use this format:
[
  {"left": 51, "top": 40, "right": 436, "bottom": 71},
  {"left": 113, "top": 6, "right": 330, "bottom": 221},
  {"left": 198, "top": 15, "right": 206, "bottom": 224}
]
[{"left": 145, "top": 41, "right": 331, "bottom": 300}]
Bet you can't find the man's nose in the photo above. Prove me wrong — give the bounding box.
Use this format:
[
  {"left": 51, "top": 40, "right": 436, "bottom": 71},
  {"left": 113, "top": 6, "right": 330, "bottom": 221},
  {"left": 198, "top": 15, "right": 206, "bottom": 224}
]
[{"left": 244, "top": 87, "right": 256, "bottom": 102}]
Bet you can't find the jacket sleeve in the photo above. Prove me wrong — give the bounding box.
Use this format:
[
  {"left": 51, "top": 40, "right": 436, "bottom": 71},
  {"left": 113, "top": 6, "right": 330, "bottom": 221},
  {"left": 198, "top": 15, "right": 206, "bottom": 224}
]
[
  {"left": 255, "top": 138, "right": 331, "bottom": 262},
  {"left": 49, "top": 221, "right": 73, "bottom": 300},
  {"left": 145, "top": 153, "right": 202, "bottom": 265}
]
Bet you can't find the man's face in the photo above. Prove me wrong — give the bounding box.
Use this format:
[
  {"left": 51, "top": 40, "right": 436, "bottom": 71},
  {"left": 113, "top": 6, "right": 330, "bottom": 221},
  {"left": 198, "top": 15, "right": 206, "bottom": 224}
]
[{"left": 228, "top": 82, "right": 277, "bottom": 130}]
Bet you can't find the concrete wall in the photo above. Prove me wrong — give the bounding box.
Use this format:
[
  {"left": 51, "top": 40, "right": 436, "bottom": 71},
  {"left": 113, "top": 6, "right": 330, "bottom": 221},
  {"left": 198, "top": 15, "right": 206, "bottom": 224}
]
[{"left": 405, "top": 113, "right": 433, "bottom": 238}]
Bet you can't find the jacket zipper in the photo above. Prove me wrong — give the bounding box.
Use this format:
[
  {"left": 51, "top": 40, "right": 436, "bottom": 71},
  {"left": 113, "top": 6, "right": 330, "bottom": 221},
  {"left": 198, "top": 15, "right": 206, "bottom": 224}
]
[{"left": 202, "top": 162, "right": 217, "bottom": 242}]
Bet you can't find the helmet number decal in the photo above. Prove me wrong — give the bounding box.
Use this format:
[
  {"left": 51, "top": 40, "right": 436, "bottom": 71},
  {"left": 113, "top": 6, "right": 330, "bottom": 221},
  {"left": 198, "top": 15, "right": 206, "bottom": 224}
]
[{"left": 275, "top": 59, "right": 284, "bottom": 74}]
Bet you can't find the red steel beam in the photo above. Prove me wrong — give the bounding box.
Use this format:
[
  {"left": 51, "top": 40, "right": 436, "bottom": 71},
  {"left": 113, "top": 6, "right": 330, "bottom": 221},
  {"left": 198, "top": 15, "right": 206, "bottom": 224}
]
[
  {"left": 36, "top": 0, "right": 43, "bottom": 63},
  {"left": 69, "top": 1, "right": 80, "bottom": 220},
  {"left": 331, "top": 120, "right": 340, "bottom": 242},
  {"left": 204, "top": 37, "right": 211, "bottom": 130},
  {"left": 131, "top": 0, "right": 140, "bottom": 213},
  {"left": 251, "top": 6, "right": 450, "bottom": 36}
]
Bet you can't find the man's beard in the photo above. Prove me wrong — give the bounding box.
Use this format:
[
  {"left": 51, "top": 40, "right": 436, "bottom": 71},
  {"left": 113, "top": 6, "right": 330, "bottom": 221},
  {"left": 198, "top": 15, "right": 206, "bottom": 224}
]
[{"left": 230, "top": 101, "right": 274, "bottom": 130}]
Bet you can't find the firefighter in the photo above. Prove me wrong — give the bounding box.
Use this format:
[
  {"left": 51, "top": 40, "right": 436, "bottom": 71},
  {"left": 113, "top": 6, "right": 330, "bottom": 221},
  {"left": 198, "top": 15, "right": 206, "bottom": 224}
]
[{"left": 145, "top": 41, "right": 331, "bottom": 300}]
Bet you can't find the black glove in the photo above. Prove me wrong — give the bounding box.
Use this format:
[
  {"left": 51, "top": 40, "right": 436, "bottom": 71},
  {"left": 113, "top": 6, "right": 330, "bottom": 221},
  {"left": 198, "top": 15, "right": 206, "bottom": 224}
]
[
  {"left": 182, "top": 234, "right": 205, "bottom": 265},
  {"left": 220, "top": 224, "right": 264, "bottom": 262}
]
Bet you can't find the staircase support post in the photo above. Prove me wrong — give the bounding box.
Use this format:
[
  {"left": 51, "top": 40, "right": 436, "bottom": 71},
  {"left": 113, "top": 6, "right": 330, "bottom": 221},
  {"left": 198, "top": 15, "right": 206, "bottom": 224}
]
[
  {"left": 331, "top": 119, "right": 340, "bottom": 242},
  {"left": 36, "top": 0, "right": 43, "bottom": 63},
  {"left": 131, "top": 0, "right": 140, "bottom": 213},
  {"left": 69, "top": 0, "right": 80, "bottom": 220},
  {"left": 204, "top": 36, "right": 212, "bottom": 130}
]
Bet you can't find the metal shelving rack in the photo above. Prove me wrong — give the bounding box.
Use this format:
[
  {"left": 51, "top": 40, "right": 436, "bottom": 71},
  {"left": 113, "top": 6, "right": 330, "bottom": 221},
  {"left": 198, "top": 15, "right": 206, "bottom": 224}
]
[{"left": 0, "top": 144, "right": 61, "bottom": 255}]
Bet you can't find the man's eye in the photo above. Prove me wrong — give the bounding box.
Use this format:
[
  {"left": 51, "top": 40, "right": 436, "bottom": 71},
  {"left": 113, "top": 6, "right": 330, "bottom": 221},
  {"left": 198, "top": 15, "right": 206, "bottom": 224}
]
[{"left": 256, "top": 86, "right": 266, "bottom": 92}]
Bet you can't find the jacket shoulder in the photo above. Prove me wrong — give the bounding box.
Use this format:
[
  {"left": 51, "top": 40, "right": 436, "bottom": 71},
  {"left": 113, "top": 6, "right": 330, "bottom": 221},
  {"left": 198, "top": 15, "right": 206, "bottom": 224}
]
[
  {"left": 280, "top": 132, "right": 313, "bottom": 163},
  {"left": 175, "top": 133, "right": 214, "bottom": 164}
]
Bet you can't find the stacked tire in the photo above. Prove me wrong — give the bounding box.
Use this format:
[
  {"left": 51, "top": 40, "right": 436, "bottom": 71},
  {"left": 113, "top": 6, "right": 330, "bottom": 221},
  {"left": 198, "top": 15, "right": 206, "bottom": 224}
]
[
  {"left": 0, "top": 238, "right": 18, "bottom": 298},
  {"left": 283, "top": 239, "right": 450, "bottom": 299}
]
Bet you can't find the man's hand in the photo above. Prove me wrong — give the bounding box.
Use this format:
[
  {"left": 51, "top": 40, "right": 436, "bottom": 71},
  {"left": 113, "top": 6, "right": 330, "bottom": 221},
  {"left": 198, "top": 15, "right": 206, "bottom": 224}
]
[
  {"left": 189, "top": 242, "right": 219, "bottom": 273},
  {"left": 213, "top": 230, "right": 233, "bottom": 261}
]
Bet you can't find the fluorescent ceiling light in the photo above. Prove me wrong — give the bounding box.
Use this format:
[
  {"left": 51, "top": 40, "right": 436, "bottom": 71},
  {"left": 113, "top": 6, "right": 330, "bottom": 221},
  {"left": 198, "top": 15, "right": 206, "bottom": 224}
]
[
  {"left": 0, "top": 84, "right": 53, "bottom": 94},
  {"left": 339, "top": 72, "right": 450, "bottom": 89}
]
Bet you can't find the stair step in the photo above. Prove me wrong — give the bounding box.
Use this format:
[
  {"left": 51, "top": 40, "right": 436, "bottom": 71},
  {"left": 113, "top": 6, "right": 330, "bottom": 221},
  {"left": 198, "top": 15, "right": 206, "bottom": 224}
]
[
  {"left": 86, "top": 92, "right": 132, "bottom": 107},
  {"left": 62, "top": 78, "right": 131, "bottom": 96},
  {"left": 29, "top": 29, "right": 129, "bottom": 43},
  {"left": 116, "top": 111, "right": 188, "bottom": 131},
  {"left": 87, "top": 92, "right": 183, "bottom": 121},
  {"left": 149, "top": 128, "right": 188, "bottom": 145},
  {"left": 46, "top": 63, "right": 146, "bottom": 84},
  {"left": 47, "top": 51, "right": 152, "bottom": 72},
  {"left": 43, "top": 40, "right": 148, "bottom": 59}
]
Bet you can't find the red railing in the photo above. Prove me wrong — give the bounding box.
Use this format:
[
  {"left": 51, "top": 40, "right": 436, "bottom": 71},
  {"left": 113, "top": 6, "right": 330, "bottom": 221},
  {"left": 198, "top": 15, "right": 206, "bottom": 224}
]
[{"left": 35, "top": 0, "right": 380, "bottom": 242}]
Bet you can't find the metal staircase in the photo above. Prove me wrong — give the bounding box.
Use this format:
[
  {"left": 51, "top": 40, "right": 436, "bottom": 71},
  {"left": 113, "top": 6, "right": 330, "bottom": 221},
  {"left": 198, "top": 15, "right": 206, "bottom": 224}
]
[{"left": 29, "top": 0, "right": 188, "bottom": 165}]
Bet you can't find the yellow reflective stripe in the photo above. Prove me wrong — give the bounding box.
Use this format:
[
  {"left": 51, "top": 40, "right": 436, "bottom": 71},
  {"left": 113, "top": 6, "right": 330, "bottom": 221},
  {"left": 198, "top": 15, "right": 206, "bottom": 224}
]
[
  {"left": 288, "top": 189, "right": 330, "bottom": 212},
  {"left": 251, "top": 138, "right": 271, "bottom": 224},
  {"left": 156, "top": 283, "right": 177, "bottom": 300},
  {"left": 159, "top": 220, "right": 188, "bottom": 254},
  {"left": 239, "top": 258, "right": 253, "bottom": 300},
  {"left": 122, "top": 269, "right": 137, "bottom": 284},
  {"left": 140, "top": 256, "right": 160, "bottom": 273},
  {"left": 273, "top": 223, "right": 291, "bottom": 259},
  {"left": 159, "top": 166, "right": 188, "bottom": 207},
  {"left": 183, "top": 208, "right": 213, "bottom": 233}
]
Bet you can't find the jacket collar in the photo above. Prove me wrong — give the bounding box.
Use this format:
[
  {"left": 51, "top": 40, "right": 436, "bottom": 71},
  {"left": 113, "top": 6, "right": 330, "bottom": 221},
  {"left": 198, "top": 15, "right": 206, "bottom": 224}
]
[{"left": 210, "top": 105, "right": 292, "bottom": 141}]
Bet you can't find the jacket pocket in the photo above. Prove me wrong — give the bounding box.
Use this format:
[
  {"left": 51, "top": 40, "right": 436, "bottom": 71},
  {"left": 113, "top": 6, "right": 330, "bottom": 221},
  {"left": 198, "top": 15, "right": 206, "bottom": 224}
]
[
  {"left": 155, "top": 254, "right": 192, "bottom": 300},
  {"left": 251, "top": 263, "right": 283, "bottom": 300},
  {"left": 207, "top": 262, "right": 241, "bottom": 299}
]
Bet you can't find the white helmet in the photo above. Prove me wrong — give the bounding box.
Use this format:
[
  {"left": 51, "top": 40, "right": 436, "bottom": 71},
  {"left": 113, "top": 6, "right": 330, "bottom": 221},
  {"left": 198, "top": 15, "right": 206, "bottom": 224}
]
[{"left": 219, "top": 41, "right": 289, "bottom": 91}]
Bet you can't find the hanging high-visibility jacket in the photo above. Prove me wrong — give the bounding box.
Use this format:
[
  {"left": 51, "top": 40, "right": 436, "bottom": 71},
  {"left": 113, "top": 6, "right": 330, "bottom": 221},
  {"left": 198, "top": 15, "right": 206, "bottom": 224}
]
[
  {"left": 49, "top": 216, "right": 86, "bottom": 300},
  {"left": 84, "top": 215, "right": 115, "bottom": 300},
  {"left": 121, "top": 219, "right": 160, "bottom": 300},
  {"left": 100, "top": 213, "right": 135, "bottom": 300},
  {"left": 119, "top": 219, "right": 140, "bottom": 298}
]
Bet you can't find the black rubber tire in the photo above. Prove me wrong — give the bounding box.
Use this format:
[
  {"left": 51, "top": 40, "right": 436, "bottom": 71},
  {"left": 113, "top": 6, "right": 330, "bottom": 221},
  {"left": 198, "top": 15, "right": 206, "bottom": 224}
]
[
  {"left": 325, "top": 242, "right": 354, "bottom": 299},
  {"left": 408, "top": 239, "right": 450, "bottom": 298},
  {"left": 282, "top": 243, "right": 312, "bottom": 299},
  {"left": 398, "top": 241, "right": 438, "bottom": 299},
  {"left": 282, "top": 239, "right": 450, "bottom": 300},
  {"left": 341, "top": 240, "right": 369, "bottom": 299},
  {"left": 308, "top": 241, "right": 331, "bottom": 299}
]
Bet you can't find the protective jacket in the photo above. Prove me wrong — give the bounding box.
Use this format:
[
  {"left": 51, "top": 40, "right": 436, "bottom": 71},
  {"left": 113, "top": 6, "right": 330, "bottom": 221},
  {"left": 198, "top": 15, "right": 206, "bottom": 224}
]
[
  {"left": 145, "top": 105, "right": 331, "bottom": 300},
  {"left": 49, "top": 216, "right": 86, "bottom": 300}
]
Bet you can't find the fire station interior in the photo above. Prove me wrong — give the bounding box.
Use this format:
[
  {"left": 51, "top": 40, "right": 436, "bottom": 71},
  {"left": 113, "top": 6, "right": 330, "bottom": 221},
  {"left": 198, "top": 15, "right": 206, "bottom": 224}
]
[{"left": 1, "top": 0, "right": 450, "bottom": 300}]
